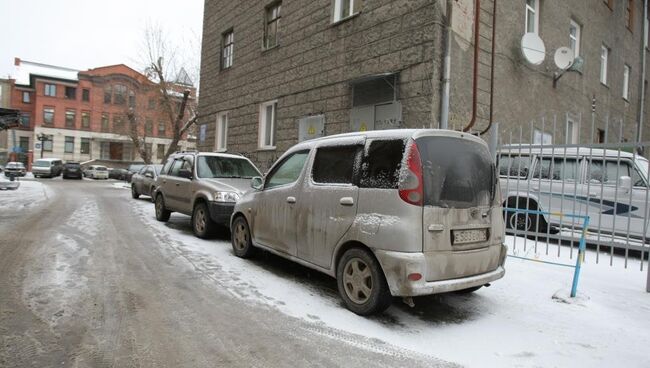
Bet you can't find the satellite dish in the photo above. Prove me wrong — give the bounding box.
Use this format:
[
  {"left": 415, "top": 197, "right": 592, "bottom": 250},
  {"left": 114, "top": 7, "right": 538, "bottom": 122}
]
[
  {"left": 521, "top": 33, "right": 546, "bottom": 65},
  {"left": 554, "top": 47, "right": 575, "bottom": 70}
]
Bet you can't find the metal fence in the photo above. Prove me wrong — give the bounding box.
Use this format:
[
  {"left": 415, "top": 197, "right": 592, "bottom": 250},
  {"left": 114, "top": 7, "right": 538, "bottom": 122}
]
[{"left": 492, "top": 114, "right": 649, "bottom": 277}]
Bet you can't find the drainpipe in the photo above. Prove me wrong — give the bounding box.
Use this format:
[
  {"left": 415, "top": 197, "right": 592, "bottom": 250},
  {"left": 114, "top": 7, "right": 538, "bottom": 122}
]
[
  {"left": 639, "top": 0, "right": 648, "bottom": 152},
  {"left": 439, "top": 0, "right": 453, "bottom": 130}
]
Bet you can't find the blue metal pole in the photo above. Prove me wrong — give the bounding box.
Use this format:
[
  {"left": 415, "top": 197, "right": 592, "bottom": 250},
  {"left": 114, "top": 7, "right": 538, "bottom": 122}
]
[{"left": 571, "top": 216, "right": 590, "bottom": 297}]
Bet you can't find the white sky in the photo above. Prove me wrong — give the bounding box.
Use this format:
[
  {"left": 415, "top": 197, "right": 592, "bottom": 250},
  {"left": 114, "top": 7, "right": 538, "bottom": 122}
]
[{"left": 0, "top": 0, "right": 204, "bottom": 81}]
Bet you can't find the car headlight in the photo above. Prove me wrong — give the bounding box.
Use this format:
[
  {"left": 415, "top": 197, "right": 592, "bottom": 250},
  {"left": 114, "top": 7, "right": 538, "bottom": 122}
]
[{"left": 214, "top": 191, "right": 240, "bottom": 203}]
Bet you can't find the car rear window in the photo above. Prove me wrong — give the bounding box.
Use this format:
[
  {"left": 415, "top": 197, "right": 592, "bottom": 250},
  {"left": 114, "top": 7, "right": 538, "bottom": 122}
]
[
  {"left": 312, "top": 145, "right": 360, "bottom": 184},
  {"left": 416, "top": 136, "right": 494, "bottom": 209},
  {"left": 65, "top": 163, "right": 80, "bottom": 168},
  {"left": 96, "top": 167, "right": 108, "bottom": 171},
  {"left": 359, "top": 139, "right": 405, "bottom": 189}
]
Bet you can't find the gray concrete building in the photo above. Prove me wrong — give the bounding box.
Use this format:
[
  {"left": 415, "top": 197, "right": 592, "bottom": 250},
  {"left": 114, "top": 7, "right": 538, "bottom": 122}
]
[{"left": 198, "top": 0, "right": 650, "bottom": 170}]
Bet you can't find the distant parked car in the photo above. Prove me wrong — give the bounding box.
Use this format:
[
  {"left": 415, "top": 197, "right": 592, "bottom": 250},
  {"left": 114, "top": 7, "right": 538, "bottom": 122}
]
[
  {"left": 126, "top": 164, "right": 145, "bottom": 182},
  {"left": 109, "top": 168, "right": 128, "bottom": 180},
  {"left": 4, "top": 162, "right": 26, "bottom": 177},
  {"left": 131, "top": 164, "right": 163, "bottom": 200},
  {"left": 154, "top": 152, "right": 261, "bottom": 238},
  {"left": 231, "top": 129, "right": 507, "bottom": 315},
  {"left": 86, "top": 165, "right": 109, "bottom": 180},
  {"left": 32, "top": 158, "right": 63, "bottom": 178},
  {"left": 62, "top": 162, "right": 83, "bottom": 179}
]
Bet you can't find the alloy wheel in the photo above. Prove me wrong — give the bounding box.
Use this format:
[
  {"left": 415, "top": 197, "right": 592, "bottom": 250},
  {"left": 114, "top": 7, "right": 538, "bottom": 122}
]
[{"left": 342, "top": 258, "right": 373, "bottom": 305}]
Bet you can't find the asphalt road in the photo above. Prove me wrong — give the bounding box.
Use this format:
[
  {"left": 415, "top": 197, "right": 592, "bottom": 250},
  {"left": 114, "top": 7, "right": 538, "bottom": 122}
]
[{"left": 0, "top": 179, "right": 454, "bottom": 368}]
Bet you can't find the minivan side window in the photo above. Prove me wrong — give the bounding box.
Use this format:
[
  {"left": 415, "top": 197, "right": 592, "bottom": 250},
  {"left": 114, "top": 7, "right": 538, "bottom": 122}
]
[
  {"left": 498, "top": 155, "right": 531, "bottom": 178},
  {"left": 532, "top": 157, "right": 579, "bottom": 181},
  {"left": 359, "top": 139, "right": 405, "bottom": 189},
  {"left": 312, "top": 145, "right": 360, "bottom": 184},
  {"left": 265, "top": 151, "right": 309, "bottom": 189},
  {"left": 588, "top": 159, "right": 643, "bottom": 186}
]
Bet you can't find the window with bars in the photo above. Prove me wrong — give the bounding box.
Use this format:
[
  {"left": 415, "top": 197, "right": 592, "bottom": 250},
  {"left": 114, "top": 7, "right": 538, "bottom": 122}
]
[
  {"left": 264, "top": 2, "right": 281, "bottom": 49},
  {"left": 222, "top": 30, "right": 234, "bottom": 69}
]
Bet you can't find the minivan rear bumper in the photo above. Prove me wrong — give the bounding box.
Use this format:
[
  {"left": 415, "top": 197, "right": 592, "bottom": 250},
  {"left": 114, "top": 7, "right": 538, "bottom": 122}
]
[{"left": 374, "top": 245, "right": 507, "bottom": 297}]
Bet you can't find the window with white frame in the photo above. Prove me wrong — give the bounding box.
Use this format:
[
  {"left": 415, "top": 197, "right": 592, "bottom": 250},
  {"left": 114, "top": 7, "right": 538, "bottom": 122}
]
[
  {"left": 569, "top": 19, "right": 581, "bottom": 57},
  {"left": 259, "top": 101, "right": 277, "bottom": 149},
  {"left": 44, "top": 83, "right": 56, "bottom": 97},
  {"left": 215, "top": 112, "right": 228, "bottom": 152},
  {"left": 566, "top": 117, "right": 578, "bottom": 144},
  {"left": 333, "top": 0, "right": 357, "bottom": 23},
  {"left": 600, "top": 45, "right": 609, "bottom": 85},
  {"left": 525, "top": 0, "right": 539, "bottom": 34},
  {"left": 222, "top": 30, "right": 234, "bottom": 69},
  {"left": 623, "top": 64, "right": 631, "bottom": 100}
]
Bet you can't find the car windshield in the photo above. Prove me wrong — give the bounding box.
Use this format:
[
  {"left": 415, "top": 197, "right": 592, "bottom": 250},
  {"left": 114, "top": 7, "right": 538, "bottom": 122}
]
[
  {"left": 416, "top": 136, "right": 495, "bottom": 209},
  {"left": 196, "top": 156, "right": 260, "bottom": 179},
  {"left": 7, "top": 163, "right": 24, "bottom": 168},
  {"left": 34, "top": 161, "right": 50, "bottom": 167}
]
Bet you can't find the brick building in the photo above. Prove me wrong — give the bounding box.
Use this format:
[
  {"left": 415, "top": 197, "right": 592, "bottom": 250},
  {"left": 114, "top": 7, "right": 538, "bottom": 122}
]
[
  {"left": 197, "top": 0, "right": 650, "bottom": 170},
  {"left": 3, "top": 58, "right": 196, "bottom": 169}
]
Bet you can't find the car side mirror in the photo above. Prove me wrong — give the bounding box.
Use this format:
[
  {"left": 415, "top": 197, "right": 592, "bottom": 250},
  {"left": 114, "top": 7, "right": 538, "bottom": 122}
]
[
  {"left": 619, "top": 176, "right": 632, "bottom": 192},
  {"left": 251, "top": 176, "right": 263, "bottom": 190},
  {"left": 179, "top": 168, "right": 193, "bottom": 179}
]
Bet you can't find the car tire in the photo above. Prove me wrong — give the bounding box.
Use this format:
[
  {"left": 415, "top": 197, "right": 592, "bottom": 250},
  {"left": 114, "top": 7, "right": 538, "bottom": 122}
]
[
  {"left": 454, "top": 285, "right": 483, "bottom": 294},
  {"left": 231, "top": 216, "right": 256, "bottom": 258},
  {"left": 336, "top": 248, "right": 392, "bottom": 315},
  {"left": 155, "top": 194, "right": 171, "bottom": 222},
  {"left": 192, "top": 202, "right": 216, "bottom": 239},
  {"left": 504, "top": 200, "right": 548, "bottom": 234},
  {"left": 131, "top": 184, "right": 140, "bottom": 199}
]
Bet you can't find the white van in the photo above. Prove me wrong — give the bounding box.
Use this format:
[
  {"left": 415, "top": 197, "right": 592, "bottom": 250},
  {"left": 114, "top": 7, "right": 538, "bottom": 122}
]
[{"left": 32, "top": 158, "right": 63, "bottom": 178}]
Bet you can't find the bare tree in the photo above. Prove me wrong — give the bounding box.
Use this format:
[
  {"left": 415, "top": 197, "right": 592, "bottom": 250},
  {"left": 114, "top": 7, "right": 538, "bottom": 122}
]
[{"left": 126, "top": 23, "right": 200, "bottom": 164}]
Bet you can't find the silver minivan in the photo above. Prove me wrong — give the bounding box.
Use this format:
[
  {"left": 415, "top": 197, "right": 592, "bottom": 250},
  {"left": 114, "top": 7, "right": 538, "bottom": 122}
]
[
  {"left": 231, "top": 129, "right": 507, "bottom": 315},
  {"left": 32, "top": 158, "right": 63, "bottom": 178}
]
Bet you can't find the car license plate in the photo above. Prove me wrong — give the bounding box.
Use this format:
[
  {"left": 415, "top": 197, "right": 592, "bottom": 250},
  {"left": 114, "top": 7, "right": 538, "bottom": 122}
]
[{"left": 452, "top": 229, "right": 488, "bottom": 245}]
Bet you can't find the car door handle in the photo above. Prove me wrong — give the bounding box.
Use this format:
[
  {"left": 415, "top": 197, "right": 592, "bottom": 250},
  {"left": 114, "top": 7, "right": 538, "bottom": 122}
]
[
  {"left": 175, "top": 183, "right": 180, "bottom": 186},
  {"left": 532, "top": 186, "right": 539, "bottom": 191},
  {"left": 339, "top": 197, "right": 354, "bottom": 206},
  {"left": 286, "top": 196, "right": 296, "bottom": 204}
]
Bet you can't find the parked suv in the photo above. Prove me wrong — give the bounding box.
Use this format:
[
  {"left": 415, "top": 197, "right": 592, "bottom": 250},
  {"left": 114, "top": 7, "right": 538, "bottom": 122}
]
[
  {"left": 62, "top": 162, "right": 83, "bottom": 179},
  {"left": 154, "top": 151, "right": 262, "bottom": 238},
  {"left": 4, "top": 162, "right": 26, "bottom": 177},
  {"left": 231, "top": 129, "right": 507, "bottom": 315},
  {"left": 131, "top": 164, "right": 163, "bottom": 200}
]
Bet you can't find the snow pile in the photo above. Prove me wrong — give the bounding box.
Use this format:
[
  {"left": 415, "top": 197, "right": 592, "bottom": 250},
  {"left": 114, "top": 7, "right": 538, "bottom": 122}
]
[
  {"left": 0, "top": 179, "right": 54, "bottom": 210},
  {"left": 111, "top": 182, "right": 130, "bottom": 190},
  {"left": 131, "top": 199, "right": 650, "bottom": 368}
]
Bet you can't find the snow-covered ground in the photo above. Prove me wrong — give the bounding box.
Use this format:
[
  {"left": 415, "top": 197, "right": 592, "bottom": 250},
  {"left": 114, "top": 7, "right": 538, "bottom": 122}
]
[
  {"left": 0, "top": 179, "right": 54, "bottom": 210},
  {"left": 131, "top": 198, "right": 650, "bottom": 367}
]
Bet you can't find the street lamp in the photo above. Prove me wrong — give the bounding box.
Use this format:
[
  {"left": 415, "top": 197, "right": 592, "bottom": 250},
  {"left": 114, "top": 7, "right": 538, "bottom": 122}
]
[{"left": 36, "top": 133, "right": 50, "bottom": 159}]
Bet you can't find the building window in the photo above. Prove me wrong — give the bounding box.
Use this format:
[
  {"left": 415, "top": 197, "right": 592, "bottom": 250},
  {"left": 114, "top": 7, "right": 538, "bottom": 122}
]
[
  {"left": 157, "top": 144, "right": 166, "bottom": 159},
  {"left": 158, "top": 121, "right": 166, "bottom": 136},
  {"left": 101, "top": 113, "right": 109, "bottom": 131},
  {"left": 264, "top": 2, "right": 282, "bottom": 49},
  {"left": 20, "top": 113, "right": 30, "bottom": 128},
  {"left": 626, "top": 0, "right": 635, "bottom": 31},
  {"left": 525, "top": 0, "right": 539, "bottom": 34},
  {"left": 600, "top": 45, "right": 609, "bottom": 85},
  {"left": 569, "top": 19, "right": 581, "bottom": 57},
  {"left": 64, "top": 86, "right": 76, "bottom": 99},
  {"left": 43, "top": 135, "right": 53, "bottom": 152},
  {"left": 43, "top": 107, "right": 54, "bottom": 125},
  {"left": 222, "top": 30, "right": 234, "bottom": 69},
  {"left": 114, "top": 84, "right": 127, "bottom": 105},
  {"left": 333, "top": 0, "right": 357, "bottom": 23},
  {"left": 81, "top": 111, "right": 90, "bottom": 128},
  {"left": 216, "top": 112, "right": 228, "bottom": 152},
  {"left": 19, "top": 136, "right": 29, "bottom": 152},
  {"left": 82, "top": 89, "right": 90, "bottom": 102},
  {"left": 44, "top": 83, "right": 56, "bottom": 97},
  {"left": 64, "top": 136, "right": 75, "bottom": 153},
  {"left": 566, "top": 117, "right": 578, "bottom": 144},
  {"left": 623, "top": 64, "right": 631, "bottom": 100},
  {"left": 81, "top": 138, "right": 90, "bottom": 155},
  {"left": 113, "top": 115, "right": 125, "bottom": 132},
  {"left": 104, "top": 85, "right": 112, "bottom": 103},
  {"left": 65, "top": 110, "right": 76, "bottom": 128},
  {"left": 145, "top": 119, "right": 153, "bottom": 136},
  {"left": 128, "top": 90, "right": 136, "bottom": 108},
  {"left": 597, "top": 128, "right": 606, "bottom": 143},
  {"left": 22, "top": 91, "right": 30, "bottom": 103},
  {"left": 148, "top": 97, "right": 155, "bottom": 109},
  {"left": 259, "top": 100, "right": 277, "bottom": 149}
]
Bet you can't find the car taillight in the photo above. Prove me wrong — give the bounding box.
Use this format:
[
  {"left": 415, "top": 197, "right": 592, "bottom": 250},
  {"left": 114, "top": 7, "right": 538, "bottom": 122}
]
[{"left": 398, "top": 139, "right": 423, "bottom": 206}]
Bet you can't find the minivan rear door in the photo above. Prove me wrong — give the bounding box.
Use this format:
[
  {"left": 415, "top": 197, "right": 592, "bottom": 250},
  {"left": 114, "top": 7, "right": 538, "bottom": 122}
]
[
  {"left": 416, "top": 134, "right": 501, "bottom": 280},
  {"left": 297, "top": 140, "right": 363, "bottom": 269}
]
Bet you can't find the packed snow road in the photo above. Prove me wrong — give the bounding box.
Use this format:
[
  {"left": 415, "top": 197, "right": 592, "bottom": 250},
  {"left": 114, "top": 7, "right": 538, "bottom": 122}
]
[{"left": 0, "top": 179, "right": 449, "bottom": 367}]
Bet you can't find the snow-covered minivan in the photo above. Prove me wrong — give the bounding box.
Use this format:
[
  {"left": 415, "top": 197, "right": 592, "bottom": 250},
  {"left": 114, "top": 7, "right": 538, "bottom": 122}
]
[{"left": 231, "top": 129, "right": 507, "bottom": 315}]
